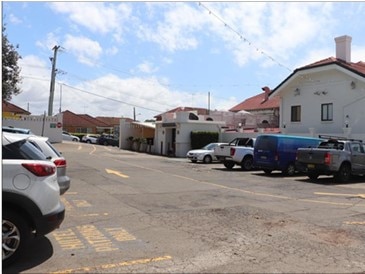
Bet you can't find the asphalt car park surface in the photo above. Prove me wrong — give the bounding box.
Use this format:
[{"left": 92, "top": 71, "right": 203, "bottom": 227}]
[{"left": 5, "top": 141, "right": 365, "bottom": 273}]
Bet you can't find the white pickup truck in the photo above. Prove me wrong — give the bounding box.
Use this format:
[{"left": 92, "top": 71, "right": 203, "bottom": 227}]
[{"left": 214, "top": 138, "right": 256, "bottom": 170}]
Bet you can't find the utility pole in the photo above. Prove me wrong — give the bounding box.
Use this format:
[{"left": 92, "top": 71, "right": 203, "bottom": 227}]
[{"left": 48, "top": 45, "right": 60, "bottom": 116}]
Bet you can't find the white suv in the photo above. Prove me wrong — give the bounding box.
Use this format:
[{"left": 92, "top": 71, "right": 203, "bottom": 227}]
[{"left": 2, "top": 132, "right": 65, "bottom": 266}]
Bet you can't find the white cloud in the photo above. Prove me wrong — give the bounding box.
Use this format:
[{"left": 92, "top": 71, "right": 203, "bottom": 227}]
[
  {"left": 63, "top": 35, "right": 102, "bottom": 66},
  {"left": 48, "top": 2, "right": 131, "bottom": 39},
  {"left": 36, "top": 32, "right": 62, "bottom": 51},
  {"left": 203, "top": 2, "right": 336, "bottom": 68},
  {"left": 137, "top": 61, "right": 158, "bottom": 74},
  {"left": 8, "top": 13, "right": 22, "bottom": 24},
  {"left": 12, "top": 55, "right": 52, "bottom": 114},
  {"left": 137, "top": 3, "right": 207, "bottom": 52}
]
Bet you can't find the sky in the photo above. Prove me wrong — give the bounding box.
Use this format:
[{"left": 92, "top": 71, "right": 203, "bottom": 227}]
[{"left": 2, "top": 1, "right": 365, "bottom": 122}]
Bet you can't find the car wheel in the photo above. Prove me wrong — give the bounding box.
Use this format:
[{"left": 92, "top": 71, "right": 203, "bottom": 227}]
[
  {"left": 72, "top": 138, "right": 78, "bottom": 142},
  {"left": 203, "top": 155, "right": 212, "bottom": 164},
  {"left": 86, "top": 140, "right": 91, "bottom": 144},
  {"left": 263, "top": 169, "right": 272, "bottom": 175},
  {"left": 283, "top": 163, "right": 296, "bottom": 176},
  {"left": 103, "top": 141, "right": 108, "bottom": 146},
  {"left": 308, "top": 172, "right": 319, "bottom": 180},
  {"left": 223, "top": 161, "right": 235, "bottom": 170},
  {"left": 241, "top": 156, "right": 253, "bottom": 171},
  {"left": 334, "top": 163, "right": 351, "bottom": 183},
  {"left": 2, "top": 209, "right": 31, "bottom": 266}
]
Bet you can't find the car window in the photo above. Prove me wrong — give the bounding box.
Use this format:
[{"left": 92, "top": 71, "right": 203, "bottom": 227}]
[{"left": 3, "top": 140, "right": 48, "bottom": 160}]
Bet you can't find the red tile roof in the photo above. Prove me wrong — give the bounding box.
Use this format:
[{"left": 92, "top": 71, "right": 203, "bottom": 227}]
[
  {"left": 62, "top": 110, "right": 102, "bottom": 127},
  {"left": 95, "top": 116, "right": 124, "bottom": 126},
  {"left": 272, "top": 57, "right": 365, "bottom": 94},
  {"left": 300, "top": 57, "right": 365, "bottom": 75},
  {"left": 2, "top": 100, "right": 31, "bottom": 115},
  {"left": 229, "top": 92, "right": 280, "bottom": 112}
]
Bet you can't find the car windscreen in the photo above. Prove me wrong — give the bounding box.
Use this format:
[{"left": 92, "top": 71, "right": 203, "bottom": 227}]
[
  {"left": 2, "top": 140, "right": 48, "bottom": 160},
  {"left": 255, "top": 136, "right": 277, "bottom": 151}
]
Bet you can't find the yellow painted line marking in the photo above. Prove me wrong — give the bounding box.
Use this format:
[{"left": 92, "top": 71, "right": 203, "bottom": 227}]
[
  {"left": 344, "top": 221, "right": 365, "bottom": 225},
  {"left": 73, "top": 199, "right": 92, "bottom": 207},
  {"left": 108, "top": 159, "right": 365, "bottom": 207},
  {"left": 106, "top": 227, "right": 136, "bottom": 241},
  {"left": 81, "top": 213, "right": 109, "bottom": 217},
  {"left": 52, "top": 229, "right": 85, "bottom": 250},
  {"left": 77, "top": 225, "right": 118, "bottom": 252},
  {"left": 89, "top": 145, "right": 97, "bottom": 155},
  {"left": 64, "top": 192, "right": 78, "bottom": 195},
  {"left": 78, "top": 145, "right": 82, "bottom": 150},
  {"left": 60, "top": 196, "right": 73, "bottom": 211},
  {"left": 50, "top": 255, "right": 172, "bottom": 274},
  {"left": 105, "top": 168, "right": 129, "bottom": 178},
  {"left": 314, "top": 192, "right": 365, "bottom": 199}
]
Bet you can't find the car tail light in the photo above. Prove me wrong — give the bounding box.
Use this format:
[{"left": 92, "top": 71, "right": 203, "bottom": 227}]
[
  {"left": 54, "top": 159, "right": 66, "bottom": 167},
  {"left": 324, "top": 152, "right": 331, "bottom": 165},
  {"left": 22, "top": 163, "right": 56, "bottom": 177},
  {"left": 230, "top": 147, "right": 236, "bottom": 156}
]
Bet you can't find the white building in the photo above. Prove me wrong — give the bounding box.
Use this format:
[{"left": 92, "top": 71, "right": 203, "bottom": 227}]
[{"left": 270, "top": 35, "right": 365, "bottom": 140}]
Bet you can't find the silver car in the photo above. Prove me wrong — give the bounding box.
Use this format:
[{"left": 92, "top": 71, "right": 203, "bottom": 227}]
[
  {"left": 62, "top": 131, "right": 80, "bottom": 142},
  {"left": 11, "top": 134, "right": 71, "bottom": 195},
  {"left": 187, "top": 143, "right": 227, "bottom": 164}
]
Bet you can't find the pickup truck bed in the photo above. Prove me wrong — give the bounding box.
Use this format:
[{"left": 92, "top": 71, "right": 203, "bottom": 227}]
[
  {"left": 214, "top": 138, "right": 255, "bottom": 170},
  {"left": 296, "top": 138, "right": 365, "bottom": 182}
]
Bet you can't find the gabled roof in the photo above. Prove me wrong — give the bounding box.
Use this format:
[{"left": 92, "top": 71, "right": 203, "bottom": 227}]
[
  {"left": 79, "top": 114, "right": 109, "bottom": 127},
  {"left": 229, "top": 92, "right": 280, "bottom": 112},
  {"left": 2, "top": 100, "right": 31, "bottom": 115},
  {"left": 271, "top": 57, "right": 365, "bottom": 95},
  {"left": 62, "top": 110, "right": 101, "bottom": 127},
  {"left": 154, "top": 107, "right": 209, "bottom": 120},
  {"left": 95, "top": 116, "right": 124, "bottom": 126}
]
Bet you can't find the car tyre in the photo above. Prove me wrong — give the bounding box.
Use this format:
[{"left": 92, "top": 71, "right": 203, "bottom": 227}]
[
  {"left": 203, "top": 155, "right": 212, "bottom": 164},
  {"left": 334, "top": 163, "right": 351, "bottom": 183},
  {"left": 263, "top": 169, "right": 272, "bottom": 175},
  {"left": 283, "top": 163, "right": 296, "bottom": 176},
  {"left": 2, "top": 209, "right": 31, "bottom": 266},
  {"left": 86, "top": 140, "right": 91, "bottom": 144},
  {"left": 308, "top": 172, "right": 319, "bottom": 180},
  {"left": 223, "top": 161, "right": 235, "bottom": 170},
  {"left": 241, "top": 156, "right": 253, "bottom": 171}
]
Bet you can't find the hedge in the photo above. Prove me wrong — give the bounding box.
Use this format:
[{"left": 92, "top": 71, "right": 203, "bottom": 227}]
[{"left": 190, "top": 131, "right": 219, "bottom": 149}]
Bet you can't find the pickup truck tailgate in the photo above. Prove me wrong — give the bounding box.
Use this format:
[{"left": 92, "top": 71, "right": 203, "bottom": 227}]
[{"left": 296, "top": 148, "right": 327, "bottom": 164}]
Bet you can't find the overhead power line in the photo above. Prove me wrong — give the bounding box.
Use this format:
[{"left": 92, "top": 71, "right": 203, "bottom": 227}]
[
  {"left": 61, "top": 83, "right": 164, "bottom": 113},
  {"left": 198, "top": 2, "right": 293, "bottom": 73}
]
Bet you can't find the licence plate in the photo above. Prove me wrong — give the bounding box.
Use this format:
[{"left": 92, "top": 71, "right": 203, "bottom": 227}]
[{"left": 307, "top": 164, "right": 315, "bottom": 169}]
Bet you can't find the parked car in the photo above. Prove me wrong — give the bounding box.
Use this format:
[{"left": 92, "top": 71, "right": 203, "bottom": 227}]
[
  {"left": 296, "top": 135, "right": 365, "bottom": 182},
  {"left": 82, "top": 134, "right": 100, "bottom": 144},
  {"left": 2, "top": 126, "right": 33, "bottom": 134},
  {"left": 214, "top": 138, "right": 255, "bottom": 170},
  {"left": 98, "top": 134, "right": 119, "bottom": 146},
  {"left": 253, "top": 134, "right": 323, "bottom": 176},
  {"left": 2, "top": 132, "right": 65, "bottom": 266},
  {"left": 62, "top": 131, "right": 80, "bottom": 142},
  {"left": 187, "top": 143, "right": 227, "bottom": 164},
  {"left": 26, "top": 134, "right": 70, "bottom": 194}
]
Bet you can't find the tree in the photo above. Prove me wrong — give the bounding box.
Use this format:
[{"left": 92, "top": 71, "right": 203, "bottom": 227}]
[{"left": 2, "top": 24, "right": 22, "bottom": 101}]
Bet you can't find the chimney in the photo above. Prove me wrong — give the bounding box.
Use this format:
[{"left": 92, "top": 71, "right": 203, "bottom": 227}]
[
  {"left": 334, "top": 35, "right": 352, "bottom": 63},
  {"left": 261, "top": 86, "right": 271, "bottom": 102}
]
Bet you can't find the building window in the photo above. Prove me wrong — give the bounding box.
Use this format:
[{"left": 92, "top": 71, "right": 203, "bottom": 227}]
[
  {"left": 291, "top": 105, "right": 301, "bottom": 122},
  {"left": 321, "top": 103, "right": 333, "bottom": 121}
]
